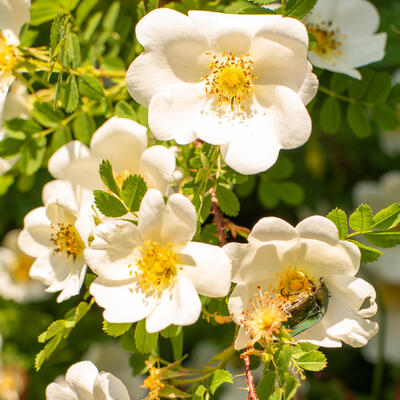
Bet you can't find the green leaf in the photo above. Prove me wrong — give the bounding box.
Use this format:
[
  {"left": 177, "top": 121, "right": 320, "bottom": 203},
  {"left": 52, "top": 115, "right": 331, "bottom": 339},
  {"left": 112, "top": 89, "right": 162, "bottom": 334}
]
[
  {"left": 284, "top": 373, "right": 300, "bottom": 400},
  {"left": 50, "top": 126, "right": 72, "bottom": 153},
  {"left": 365, "top": 71, "right": 392, "bottom": 103},
  {"left": 35, "top": 336, "right": 62, "bottom": 370},
  {"left": 279, "top": 182, "right": 304, "bottom": 206},
  {"left": 192, "top": 385, "right": 207, "bottom": 400},
  {"left": 247, "top": 0, "right": 277, "bottom": 5},
  {"left": 103, "top": 321, "right": 132, "bottom": 337},
  {"left": 388, "top": 83, "right": 400, "bottom": 106},
  {"left": 31, "top": 1, "right": 65, "bottom": 25},
  {"left": 63, "top": 75, "right": 79, "bottom": 113},
  {"left": 129, "top": 352, "right": 149, "bottom": 375},
  {"left": 256, "top": 371, "right": 276, "bottom": 399},
  {"left": 319, "top": 97, "right": 341, "bottom": 134},
  {"left": 326, "top": 208, "right": 348, "bottom": 239},
  {"left": 269, "top": 388, "right": 284, "bottom": 400},
  {"left": 236, "top": 175, "right": 256, "bottom": 198},
  {"left": 0, "top": 138, "right": 23, "bottom": 157},
  {"left": 160, "top": 325, "right": 181, "bottom": 339},
  {"left": 38, "top": 320, "right": 67, "bottom": 343},
  {"left": 159, "top": 384, "right": 191, "bottom": 398},
  {"left": 207, "top": 370, "right": 233, "bottom": 395},
  {"left": 76, "top": 0, "right": 98, "bottom": 25},
  {"left": 348, "top": 240, "right": 383, "bottom": 263},
  {"left": 348, "top": 69, "right": 374, "bottom": 99},
  {"left": 5, "top": 119, "right": 41, "bottom": 136},
  {"left": 296, "top": 350, "right": 327, "bottom": 371},
  {"left": 199, "top": 193, "right": 212, "bottom": 224},
  {"left": 62, "top": 33, "right": 81, "bottom": 69},
  {"left": 115, "top": 101, "right": 137, "bottom": 120},
  {"left": 99, "top": 160, "right": 120, "bottom": 196},
  {"left": 102, "top": 1, "right": 120, "bottom": 31},
  {"left": 215, "top": 185, "right": 240, "bottom": 217},
  {"left": 286, "top": 0, "right": 317, "bottom": 19},
  {"left": 364, "top": 231, "right": 400, "bottom": 249},
  {"left": 72, "top": 112, "right": 95, "bottom": 145},
  {"left": 18, "top": 137, "right": 46, "bottom": 176},
  {"left": 258, "top": 181, "right": 280, "bottom": 209},
  {"left": 50, "top": 13, "right": 69, "bottom": 58},
  {"left": 267, "top": 157, "right": 294, "bottom": 181},
  {"left": 276, "top": 345, "right": 293, "bottom": 379},
  {"left": 372, "top": 202, "right": 400, "bottom": 229},
  {"left": 93, "top": 190, "right": 128, "bottom": 217},
  {"left": 78, "top": 75, "right": 104, "bottom": 100},
  {"left": 347, "top": 104, "right": 371, "bottom": 138},
  {"left": 33, "top": 102, "right": 65, "bottom": 128},
  {"left": 349, "top": 204, "right": 373, "bottom": 232},
  {"left": 329, "top": 73, "right": 349, "bottom": 94},
  {"left": 134, "top": 320, "right": 158, "bottom": 354},
  {"left": 121, "top": 174, "right": 147, "bottom": 212},
  {"left": 372, "top": 104, "right": 399, "bottom": 131}
]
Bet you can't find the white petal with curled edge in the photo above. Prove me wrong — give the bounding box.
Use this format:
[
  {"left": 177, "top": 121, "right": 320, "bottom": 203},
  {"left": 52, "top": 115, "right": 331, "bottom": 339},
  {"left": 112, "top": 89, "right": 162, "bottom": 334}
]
[
  {"left": 90, "top": 117, "right": 147, "bottom": 174},
  {"left": 55, "top": 261, "right": 86, "bottom": 303},
  {"left": 90, "top": 278, "right": 156, "bottom": 323},
  {"left": 65, "top": 361, "right": 98, "bottom": 399},
  {"left": 85, "top": 220, "right": 142, "bottom": 281},
  {"left": 93, "top": 372, "right": 130, "bottom": 400},
  {"left": 294, "top": 319, "right": 342, "bottom": 348},
  {"left": 297, "top": 62, "right": 319, "bottom": 105},
  {"left": 179, "top": 241, "right": 232, "bottom": 297},
  {"left": 234, "top": 326, "right": 252, "bottom": 351},
  {"left": 139, "top": 145, "right": 176, "bottom": 194},
  {"left": 46, "top": 199, "right": 78, "bottom": 226},
  {"left": 18, "top": 207, "right": 52, "bottom": 258}
]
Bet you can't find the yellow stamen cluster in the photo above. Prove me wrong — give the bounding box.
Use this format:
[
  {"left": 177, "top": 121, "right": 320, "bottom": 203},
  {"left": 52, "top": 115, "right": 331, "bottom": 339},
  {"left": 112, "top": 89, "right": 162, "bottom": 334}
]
[
  {"left": 307, "top": 22, "right": 344, "bottom": 57},
  {"left": 204, "top": 52, "right": 256, "bottom": 111},
  {"left": 143, "top": 367, "right": 164, "bottom": 400},
  {"left": 115, "top": 169, "right": 131, "bottom": 187},
  {"left": 135, "top": 241, "right": 178, "bottom": 295},
  {"left": 12, "top": 254, "right": 33, "bottom": 283},
  {"left": 0, "top": 33, "right": 17, "bottom": 73},
  {"left": 276, "top": 266, "right": 316, "bottom": 302},
  {"left": 50, "top": 223, "right": 85, "bottom": 259},
  {"left": 241, "top": 288, "right": 289, "bottom": 345}
]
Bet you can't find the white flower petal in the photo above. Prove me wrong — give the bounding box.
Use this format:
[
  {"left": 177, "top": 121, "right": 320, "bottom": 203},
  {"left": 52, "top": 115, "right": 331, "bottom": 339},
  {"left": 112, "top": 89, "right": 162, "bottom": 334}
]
[
  {"left": 308, "top": 52, "right": 362, "bottom": 79},
  {"left": 139, "top": 189, "right": 196, "bottom": 249},
  {"left": 145, "top": 289, "right": 176, "bottom": 333},
  {"left": 85, "top": 220, "right": 142, "bottom": 281},
  {"left": 90, "top": 278, "right": 156, "bottom": 323},
  {"left": 234, "top": 326, "right": 252, "bottom": 350},
  {"left": 294, "top": 319, "right": 342, "bottom": 347},
  {"left": 139, "top": 145, "right": 176, "bottom": 194},
  {"left": 149, "top": 83, "right": 203, "bottom": 144},
  {"left": 48, "top": 141, "right": 101, "bottom": 190},
  {"left": 298, "top": 62, "right": 319, "bottom": 105},
  {"left": 18, "top": 207, "right": 52, "bottom": 258},
  {"left": 179, "top": 242, "right": 232, "bottom": 297},
  {"left": 249, "top": 217, "right": 299, "bottom": 244},
  {"left": 90, "top": 117, "right": 147, "bottom": 174},
  {"left": 46, "top": 382, "right": 78, "bottom": 400},
  {"left": 46, "top": 198, "right": 78, "bottom": 226},
  {"left": 66, "top": 361, "right": 98, "bottom": 399},
  {"left": 55, "top": 262, "right": 86, "bottom": 303},
  {"left": 93, "top": 372, "right": 130, "bottom": 400},
  {"left": 0, "top": 0, "right": 30, "bottom": 39}
]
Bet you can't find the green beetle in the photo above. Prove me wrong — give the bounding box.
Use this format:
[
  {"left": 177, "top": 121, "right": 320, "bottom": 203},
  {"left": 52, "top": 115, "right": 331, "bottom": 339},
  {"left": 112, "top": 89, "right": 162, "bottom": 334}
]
[{"left": 282, "top": 279, "right": 330, "bottom": 336}]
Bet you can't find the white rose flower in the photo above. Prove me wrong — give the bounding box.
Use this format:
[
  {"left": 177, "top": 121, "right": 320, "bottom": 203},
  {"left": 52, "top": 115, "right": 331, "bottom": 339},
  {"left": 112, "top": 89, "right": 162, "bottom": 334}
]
[
  {"left": 379, "top": 69, "right": 400, "bottom": 157},
  {"left": 353, "top": 171, "right": 400, "bottom": 284},
  {"left": 126, "top": 9, "right": 318, "bottom": 175},
  {"left": 303, "top": 0, "right": 386, "bottom": 79},
  {"left": 18, "top": 180, "right": 94, "bottom": 302},
  {"left": 0, "top": 229, "right": 47, "bottom": 303},
  {"left": 226, "top": 216, "right": 378, "bottom": 350},
  {"left": 0, "top": 80, "right": 31, "bottom": 174},
  {"left": 48, "top": 116, "right": 176, "bottom": 195},
  {"left": 0, "top": 0, "right": 31, "bottom": 119},
  {"left": 45, "top": 360, "right": 130, "bottom": 400},
  {"left": 86, "top": 189, "right": 232, "bottom": 332}
]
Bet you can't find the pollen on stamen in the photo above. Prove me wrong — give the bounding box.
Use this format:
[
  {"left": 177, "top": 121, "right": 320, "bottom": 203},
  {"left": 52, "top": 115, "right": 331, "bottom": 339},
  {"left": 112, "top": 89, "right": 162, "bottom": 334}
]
[
  {"left": 0, "top": 32, "right": 18, "bottom": 73},
  {"left": 203, "top": 52, "right": 257, "bottom": 112},
  {"left": 241, "top": 287, "right": 289, "bottom": 346},
  {"left": 136, "top": 241, "right": 178, "bottom": 295},
  {"left": 306, "top": 21, "right": 344, "bottom": 57},
  {"left": 50, "top": 223, "right": 85, "bottom": 260}
]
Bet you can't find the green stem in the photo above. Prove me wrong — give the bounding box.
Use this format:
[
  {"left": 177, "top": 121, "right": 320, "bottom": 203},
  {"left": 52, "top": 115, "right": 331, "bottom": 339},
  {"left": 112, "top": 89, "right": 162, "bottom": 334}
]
[
  {"left": 318, "top": 85, "right": 375, "bottom": 108},
  {"left": 281, "top": 0, "right": 286, "bottom": 16}
]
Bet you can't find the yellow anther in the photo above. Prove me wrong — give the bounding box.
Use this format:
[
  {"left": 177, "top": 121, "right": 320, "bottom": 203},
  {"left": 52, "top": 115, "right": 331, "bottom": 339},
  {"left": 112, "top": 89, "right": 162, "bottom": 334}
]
[
  {"left": 307, "top": 23, "right": 343, "bottom": 57},
  {"left": 203, "top": 52, "right": 256, "bottom": 111},
  {"left": 0, "top": 32, "right": 17, "bottom": 72},
  {"left": 50, "top": 223, "right": 85, "bottom": 259},
  {"left": 136, "top": 241, "right": 178, "bottom": 295},
  {"left": 142, "top": 366, "right": 164, "bottom": 400}
]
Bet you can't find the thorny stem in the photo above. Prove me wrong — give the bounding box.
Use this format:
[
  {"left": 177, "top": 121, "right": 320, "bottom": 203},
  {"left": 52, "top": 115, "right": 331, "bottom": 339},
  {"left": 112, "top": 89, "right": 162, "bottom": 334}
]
[
  {"left": 211, "top": 188, "right": 226, "bottom": 246},
  {"left": 241, "top": 354, "right": 259, "bottom": 400}
]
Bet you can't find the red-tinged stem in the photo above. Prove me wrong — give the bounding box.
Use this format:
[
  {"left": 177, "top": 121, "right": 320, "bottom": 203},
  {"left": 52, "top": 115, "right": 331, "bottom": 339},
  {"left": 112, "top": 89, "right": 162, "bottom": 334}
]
[
  {"left": 242, "top": 354, "right": 258, "bottom": 400},
  {"left": 211, "top": 189, "right": 226, "bottom": 246}
]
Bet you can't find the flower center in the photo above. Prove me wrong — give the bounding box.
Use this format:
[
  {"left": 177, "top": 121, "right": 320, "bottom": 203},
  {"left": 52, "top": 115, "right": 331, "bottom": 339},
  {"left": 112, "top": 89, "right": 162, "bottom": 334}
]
[
  {"left": 276, "top": 267, "right": 316, "bottom": 302},
  {"left": 135, "top": 241, "right": 178, "bottom": 295},
  {"left": 204, "top": 52, "right": 256, "bottom": 111},
  {"left": 241, "top": 288, "right": 289, "bottom": 345},
  {"left": 12, "top": 254, "right": 33, "bottom": 283},
  {"left": 0, "top": 33, "right": 17, "bottom": 73},
  {"left": 50, "top": 223, "right": 85, "bottom": 259},
  {"left": 115, "top": 169, "right": 131, "bottom": 187},
  {"left": 143, "top": 367, "right": 164, "bottom": 400},
  {"left": 306, "top": 23, "right": 344, "bottom": 57}
]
